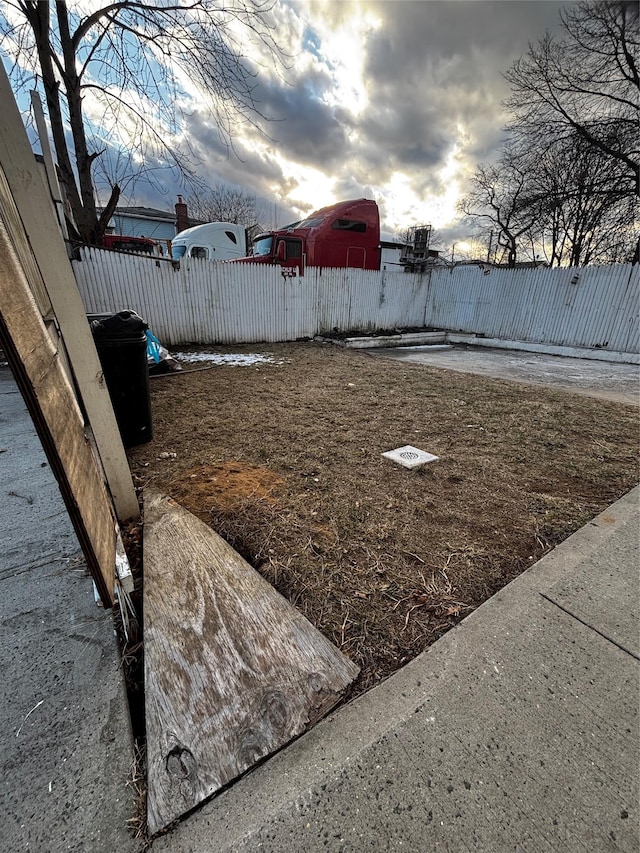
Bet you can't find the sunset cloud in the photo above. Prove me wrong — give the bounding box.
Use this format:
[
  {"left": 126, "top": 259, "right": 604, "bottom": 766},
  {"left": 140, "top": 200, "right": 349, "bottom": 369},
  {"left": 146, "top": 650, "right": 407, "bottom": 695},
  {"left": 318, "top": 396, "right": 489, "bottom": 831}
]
[{"left": 178, "top": 1, "right": 569, "bottom": 244}]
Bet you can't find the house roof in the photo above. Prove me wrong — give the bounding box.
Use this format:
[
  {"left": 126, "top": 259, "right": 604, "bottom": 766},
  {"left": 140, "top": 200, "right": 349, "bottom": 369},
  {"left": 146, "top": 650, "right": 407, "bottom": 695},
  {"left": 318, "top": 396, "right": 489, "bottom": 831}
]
[
  {"left": 100, "top": 205, "right": 207, "bottom": 228},
  {"left": 108, "top": 206, "right": 177, "bottom": 222}
]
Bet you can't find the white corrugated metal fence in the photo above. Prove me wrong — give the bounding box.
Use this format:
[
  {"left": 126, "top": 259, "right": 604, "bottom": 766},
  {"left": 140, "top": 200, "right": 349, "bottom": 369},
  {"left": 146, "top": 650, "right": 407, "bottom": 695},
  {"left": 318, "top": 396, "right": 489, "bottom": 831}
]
[{"left": 72, "top": 249, "right": 639, "bottom": 354}]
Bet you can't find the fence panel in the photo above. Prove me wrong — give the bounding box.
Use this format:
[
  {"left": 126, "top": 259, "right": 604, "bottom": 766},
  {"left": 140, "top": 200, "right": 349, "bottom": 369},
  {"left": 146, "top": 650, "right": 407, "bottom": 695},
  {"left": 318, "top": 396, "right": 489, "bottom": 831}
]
[{"left": 72, "top": 249, "right": 639, "bottom": 354}]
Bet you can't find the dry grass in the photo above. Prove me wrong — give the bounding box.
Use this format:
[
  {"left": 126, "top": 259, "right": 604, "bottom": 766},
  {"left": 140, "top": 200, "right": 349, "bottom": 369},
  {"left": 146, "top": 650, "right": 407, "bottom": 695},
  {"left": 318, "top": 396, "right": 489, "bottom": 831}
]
[{"left": 128, "top": 342, "right": 638, "bottom": 696}]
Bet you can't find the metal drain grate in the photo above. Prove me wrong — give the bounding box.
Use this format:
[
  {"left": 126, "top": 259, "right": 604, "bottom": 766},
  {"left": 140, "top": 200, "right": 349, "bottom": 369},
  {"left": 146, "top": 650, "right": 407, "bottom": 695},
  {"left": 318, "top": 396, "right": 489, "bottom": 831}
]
[{"left": 382, "top": 445, "right": 440, "bottom": 470}]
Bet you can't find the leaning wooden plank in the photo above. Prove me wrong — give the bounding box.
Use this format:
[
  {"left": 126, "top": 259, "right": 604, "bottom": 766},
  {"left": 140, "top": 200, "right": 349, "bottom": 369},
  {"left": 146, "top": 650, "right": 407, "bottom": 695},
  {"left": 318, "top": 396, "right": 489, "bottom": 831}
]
[
  {"left": 0, "top": 61, "right": 139, "bottom": 522},
  {"left": 143, "top": 490, "right": 360, "bottom": 835},
  {"left": 0, "top": 218, "right": 116, "bottom": 604}
]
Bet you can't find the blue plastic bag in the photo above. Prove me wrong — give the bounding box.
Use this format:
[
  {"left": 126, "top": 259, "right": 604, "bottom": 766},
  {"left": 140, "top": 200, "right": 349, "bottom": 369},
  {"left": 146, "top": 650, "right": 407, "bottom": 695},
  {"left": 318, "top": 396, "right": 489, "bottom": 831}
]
[{"left": 146, "top": 329, "right": 162, "bottom": 364}]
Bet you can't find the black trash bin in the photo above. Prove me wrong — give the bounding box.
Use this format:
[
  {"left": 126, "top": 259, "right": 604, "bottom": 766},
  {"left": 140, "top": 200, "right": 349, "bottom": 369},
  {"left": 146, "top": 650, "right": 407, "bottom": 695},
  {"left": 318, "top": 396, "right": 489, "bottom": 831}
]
[{"left": 90, "top": 310, "right": 152, "bottom": 447}]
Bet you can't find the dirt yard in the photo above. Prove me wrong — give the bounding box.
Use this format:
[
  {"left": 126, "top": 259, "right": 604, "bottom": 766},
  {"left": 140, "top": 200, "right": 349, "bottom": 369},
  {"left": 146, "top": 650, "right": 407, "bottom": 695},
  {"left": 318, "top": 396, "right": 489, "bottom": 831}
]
[{"left": 128, "top": 342, "right": 639, "bottom": 697}]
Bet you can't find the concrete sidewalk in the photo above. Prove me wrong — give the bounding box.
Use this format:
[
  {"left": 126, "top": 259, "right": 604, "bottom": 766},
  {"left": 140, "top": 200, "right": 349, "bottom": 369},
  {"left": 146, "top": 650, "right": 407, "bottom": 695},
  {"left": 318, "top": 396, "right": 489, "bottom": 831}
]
[
  {"left": 0, "top": 366, "right": 137, "bottom": 852},
  {"left": 153, "top": 487, "right": 639, "bottom": 852}
]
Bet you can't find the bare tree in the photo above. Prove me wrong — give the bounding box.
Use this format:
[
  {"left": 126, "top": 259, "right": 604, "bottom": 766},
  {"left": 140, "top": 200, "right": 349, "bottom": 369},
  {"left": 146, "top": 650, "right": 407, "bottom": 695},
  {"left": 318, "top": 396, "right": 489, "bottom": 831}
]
[
  {"left": 1, "top": 1, "right": 285, "bottom": 243},
  {"left": 460, "top": 140, "right": 637, "bottom": 268},
  {"left": 457, "top": 155, "right": 538, "bottom": 267},
  {"left": 522, "top": 137, "right": 637, "bottom": 266},
  {"left": 459, "top": 2, "right": 639, "bottom": 268},
  {"left": 504, "top": 1, "right": 639, "bottom": 195},
  {"left": 188, "top": 182, "right": 261, "bottom": 225}
]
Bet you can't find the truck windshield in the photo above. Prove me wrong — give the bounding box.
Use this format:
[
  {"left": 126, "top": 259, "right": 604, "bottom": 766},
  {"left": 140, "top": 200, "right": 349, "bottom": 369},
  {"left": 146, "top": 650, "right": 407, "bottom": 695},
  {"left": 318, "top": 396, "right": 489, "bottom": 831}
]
[
  {"left": 252, "top": 236, "right": 273, "bottom": 257},
  {"left": 171, "top": 245, "right": 187, "bottom": 260}
]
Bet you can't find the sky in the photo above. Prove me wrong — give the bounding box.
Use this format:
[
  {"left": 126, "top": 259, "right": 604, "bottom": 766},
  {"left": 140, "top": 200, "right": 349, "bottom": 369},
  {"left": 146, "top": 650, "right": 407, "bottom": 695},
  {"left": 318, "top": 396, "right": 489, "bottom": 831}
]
[
  {"left": 3, "top": 0, "right": 572, "bottom": 249},
  {"left": 166, "top": 0, "right": 571, "bottom": 247}
]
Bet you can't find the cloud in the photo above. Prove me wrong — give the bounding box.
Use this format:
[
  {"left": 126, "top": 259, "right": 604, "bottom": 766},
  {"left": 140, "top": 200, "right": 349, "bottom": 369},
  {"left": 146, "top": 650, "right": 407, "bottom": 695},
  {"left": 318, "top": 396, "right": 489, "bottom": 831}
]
[
  {"left": 356, "top": 1, "right": 567, "bottom": 178},
  {"left": 251, "top": 71, "right": 350, "bottom": 168},
  {"left": 88, "top": 0, "right": 571, "bottom": 242}
]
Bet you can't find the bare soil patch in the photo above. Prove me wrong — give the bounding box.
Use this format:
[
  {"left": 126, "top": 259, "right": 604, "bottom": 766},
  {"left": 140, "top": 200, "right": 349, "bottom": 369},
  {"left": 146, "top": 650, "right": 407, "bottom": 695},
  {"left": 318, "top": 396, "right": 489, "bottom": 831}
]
[{"left": 128, "top": 342, "right": 639, "bottom": 697}]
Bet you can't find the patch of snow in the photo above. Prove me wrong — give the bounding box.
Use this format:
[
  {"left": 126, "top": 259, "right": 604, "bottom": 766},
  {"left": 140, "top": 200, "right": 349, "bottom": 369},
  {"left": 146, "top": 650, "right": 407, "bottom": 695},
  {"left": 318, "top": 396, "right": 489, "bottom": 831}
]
[{"left": 173, "top": 352, "right": 283, "bottom": 367}]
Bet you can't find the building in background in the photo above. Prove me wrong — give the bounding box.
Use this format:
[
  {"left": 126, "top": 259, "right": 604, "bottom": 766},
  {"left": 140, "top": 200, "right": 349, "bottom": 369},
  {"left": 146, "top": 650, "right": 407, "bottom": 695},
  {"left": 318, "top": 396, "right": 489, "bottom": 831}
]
[
  {"left": 101, "top": 196, "right": 203, "bottom": 245},
  {"left": 380, "top": 240, "right": 405, "bottom": 270}
]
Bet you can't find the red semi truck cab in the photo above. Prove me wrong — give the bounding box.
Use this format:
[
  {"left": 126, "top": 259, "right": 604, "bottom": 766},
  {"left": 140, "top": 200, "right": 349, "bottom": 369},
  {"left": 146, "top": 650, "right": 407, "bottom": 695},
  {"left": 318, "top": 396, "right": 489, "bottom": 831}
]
[{"left": 235, "top": 198, "right": 380, "bottom": 274}]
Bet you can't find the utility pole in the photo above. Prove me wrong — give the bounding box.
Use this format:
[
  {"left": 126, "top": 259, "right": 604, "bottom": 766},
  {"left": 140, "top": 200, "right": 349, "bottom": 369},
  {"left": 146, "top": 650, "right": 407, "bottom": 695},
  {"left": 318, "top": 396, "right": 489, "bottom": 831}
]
[{"left": 487, "top": 230, "right": 493, "bottom": 263}]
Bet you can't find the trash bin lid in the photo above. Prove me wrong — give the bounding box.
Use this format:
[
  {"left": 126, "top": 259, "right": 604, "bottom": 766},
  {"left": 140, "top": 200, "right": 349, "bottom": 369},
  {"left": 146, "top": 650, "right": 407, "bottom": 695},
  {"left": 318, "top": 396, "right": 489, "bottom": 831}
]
[{"left": 90, "top": 310, "right": 148, "bottom": 339}]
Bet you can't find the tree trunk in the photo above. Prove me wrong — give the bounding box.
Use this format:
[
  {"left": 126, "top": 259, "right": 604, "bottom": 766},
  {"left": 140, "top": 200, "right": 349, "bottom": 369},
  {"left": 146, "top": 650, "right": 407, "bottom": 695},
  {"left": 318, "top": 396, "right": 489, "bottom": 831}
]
[
  {"left": 97, "top": 185, "right": 121, "bottom": 235},
  {"left": 55, "top": 1, "right": 100, "bottom": 243},
  {"left": 27, "top": 2, "right": 86, "bottom": 237}
]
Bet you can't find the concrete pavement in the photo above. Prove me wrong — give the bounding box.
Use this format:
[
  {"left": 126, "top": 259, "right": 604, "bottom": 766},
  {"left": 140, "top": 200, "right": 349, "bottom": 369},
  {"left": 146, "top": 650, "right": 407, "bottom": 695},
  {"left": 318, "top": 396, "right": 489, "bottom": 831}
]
[
  {"left": 0, "top": 366, "right": 137, "bottom": 853},
  {"left": 153, "top": 486, "right": 639, "bottom": 852},
  {"left": 364, "top": 344, "right": 640, "bottom": 406}
]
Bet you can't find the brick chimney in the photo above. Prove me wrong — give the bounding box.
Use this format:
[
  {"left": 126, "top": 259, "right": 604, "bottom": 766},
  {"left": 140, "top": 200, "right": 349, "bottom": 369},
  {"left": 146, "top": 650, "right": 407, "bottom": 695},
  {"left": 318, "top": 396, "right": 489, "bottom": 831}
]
[{"left": 175, "top": 195, "right": 189, "bottom": 234}]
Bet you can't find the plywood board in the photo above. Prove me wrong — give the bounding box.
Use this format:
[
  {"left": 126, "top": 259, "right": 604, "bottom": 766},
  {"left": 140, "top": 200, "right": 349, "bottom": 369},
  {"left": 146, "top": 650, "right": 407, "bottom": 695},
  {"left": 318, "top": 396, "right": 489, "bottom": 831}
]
[{"left": 143, "top": 490, "right": 360, "bottom": 834}]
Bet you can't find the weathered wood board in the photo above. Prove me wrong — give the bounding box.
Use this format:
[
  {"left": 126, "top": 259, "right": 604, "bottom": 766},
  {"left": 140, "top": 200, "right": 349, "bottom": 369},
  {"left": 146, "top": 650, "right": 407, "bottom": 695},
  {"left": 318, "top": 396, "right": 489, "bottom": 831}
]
[
  {"left": 143, "top": 490, "right": 360, "bottom": 835},
  {"left": 0, "top": 60, "right": 138, "bottom": 523},
  {"left": 0, "top": 214, "right": 116, "bottom": 604}
]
